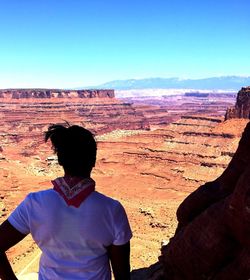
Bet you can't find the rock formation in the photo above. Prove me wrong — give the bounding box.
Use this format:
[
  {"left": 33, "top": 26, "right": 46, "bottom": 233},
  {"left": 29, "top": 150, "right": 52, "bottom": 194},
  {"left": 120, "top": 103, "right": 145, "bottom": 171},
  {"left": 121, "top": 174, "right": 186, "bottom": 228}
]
[
  {"left": 0, "top": 89, "right": 115, "bottom": 99},
  {"left": 126, "top": 92, "right": 236, "bottom": 129},
  {"left": 153, "top": 121, "right": 250, "bottom": 279},
  {"left": 0, "top": 90, "right": 241, "bottom": 275},
  {"left": 225, "top": 86, "right": 250, "bottom": 119},
  {"left": 0, "top": 89, "right": 149, "bottom": 141}
]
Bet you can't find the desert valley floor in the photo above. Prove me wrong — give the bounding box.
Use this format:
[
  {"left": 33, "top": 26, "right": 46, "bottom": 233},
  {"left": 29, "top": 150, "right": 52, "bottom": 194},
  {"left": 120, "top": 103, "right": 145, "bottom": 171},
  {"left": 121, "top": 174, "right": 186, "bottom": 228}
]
[{"left": 0, "top": 90, "right": 247, "bottom": 278}]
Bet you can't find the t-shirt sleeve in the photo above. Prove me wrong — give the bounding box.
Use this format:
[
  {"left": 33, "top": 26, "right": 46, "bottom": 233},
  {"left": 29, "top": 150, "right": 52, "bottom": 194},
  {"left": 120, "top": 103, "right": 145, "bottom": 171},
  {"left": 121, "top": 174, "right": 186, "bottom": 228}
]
[
  {"left": 8, "top": 194, "right": 31, "bottom": 235},
  {"left": 112, "top": 202, "right": 132, "bottom": 246}
]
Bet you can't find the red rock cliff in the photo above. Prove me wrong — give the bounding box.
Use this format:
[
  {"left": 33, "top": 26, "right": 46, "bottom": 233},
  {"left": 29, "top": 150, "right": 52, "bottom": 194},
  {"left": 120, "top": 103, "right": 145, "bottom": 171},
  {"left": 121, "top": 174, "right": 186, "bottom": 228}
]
[
  {"left": 225, "top": 86, "right": 250, "bottom": 119},
  {"left": 0, "top": 89, "right": 115, "bottom": 99},
  {"left": 0, "top": 88, "right": 149, "bottom": 137}
]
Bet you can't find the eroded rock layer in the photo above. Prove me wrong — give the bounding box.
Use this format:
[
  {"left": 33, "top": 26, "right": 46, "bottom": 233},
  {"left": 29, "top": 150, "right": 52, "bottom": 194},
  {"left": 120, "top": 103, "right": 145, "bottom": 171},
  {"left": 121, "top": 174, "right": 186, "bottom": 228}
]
[
  {"left": 0, "top": 90, "right": 244, "bottom": 277},
  {"left": 125, "top": 92, "right": 236, "bottom": 129},
  {"left": 2, "top": 114, "right": 247, "bottom": 276},
  {"left": 0, "top": 89, "right": 114, "bottom": 99},
  {"left": 0, "top": 96, "right": 149, "bottom": 142}
]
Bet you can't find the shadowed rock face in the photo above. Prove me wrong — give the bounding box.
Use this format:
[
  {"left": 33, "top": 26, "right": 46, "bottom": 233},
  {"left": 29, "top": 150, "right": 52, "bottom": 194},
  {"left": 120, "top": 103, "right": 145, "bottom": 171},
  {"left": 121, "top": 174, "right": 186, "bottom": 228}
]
[
  {"left": 155, "top": 122, "right": 250, "bottom": 279},
  {"left": 225, "top": 86, "right": 250, "bottom": 119}
]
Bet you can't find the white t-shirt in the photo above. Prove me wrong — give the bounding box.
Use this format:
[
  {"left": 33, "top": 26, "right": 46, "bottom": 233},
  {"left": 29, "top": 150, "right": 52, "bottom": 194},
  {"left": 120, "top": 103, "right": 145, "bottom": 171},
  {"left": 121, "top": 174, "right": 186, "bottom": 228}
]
[{"left": 8, "top": 190, "right": 132, "bottom": 280}]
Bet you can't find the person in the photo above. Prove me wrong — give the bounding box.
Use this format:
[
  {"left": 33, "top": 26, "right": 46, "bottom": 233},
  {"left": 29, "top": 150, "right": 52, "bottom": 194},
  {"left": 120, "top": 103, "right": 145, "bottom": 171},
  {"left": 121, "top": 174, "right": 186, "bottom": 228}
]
[{"left": 0, "top": 124, "right": 132, "bottom": 280}]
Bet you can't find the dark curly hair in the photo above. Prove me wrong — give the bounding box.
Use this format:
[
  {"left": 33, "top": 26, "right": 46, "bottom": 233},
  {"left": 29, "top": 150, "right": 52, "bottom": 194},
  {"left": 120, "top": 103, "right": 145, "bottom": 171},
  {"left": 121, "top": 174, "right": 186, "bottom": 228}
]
[{"left": 45, "top": 124, "right": 97, "bottom": 177}]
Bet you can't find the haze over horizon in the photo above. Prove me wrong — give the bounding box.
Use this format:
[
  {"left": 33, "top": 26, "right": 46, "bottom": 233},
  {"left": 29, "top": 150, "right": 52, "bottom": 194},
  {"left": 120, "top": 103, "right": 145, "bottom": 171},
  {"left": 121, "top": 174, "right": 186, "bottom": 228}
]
[{"left": 0, "top": 0, "right": 249, "bottom": 89}]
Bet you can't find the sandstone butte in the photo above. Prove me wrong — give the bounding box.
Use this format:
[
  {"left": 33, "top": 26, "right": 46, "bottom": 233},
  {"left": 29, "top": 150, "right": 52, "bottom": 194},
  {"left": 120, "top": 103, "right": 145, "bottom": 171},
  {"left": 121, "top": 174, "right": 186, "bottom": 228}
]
[
  {"left": 0, "top": 86, "right": 249, "bottom": 279},
  {"left": 225, "top": 86, "right": 250, "bottom": 119}
]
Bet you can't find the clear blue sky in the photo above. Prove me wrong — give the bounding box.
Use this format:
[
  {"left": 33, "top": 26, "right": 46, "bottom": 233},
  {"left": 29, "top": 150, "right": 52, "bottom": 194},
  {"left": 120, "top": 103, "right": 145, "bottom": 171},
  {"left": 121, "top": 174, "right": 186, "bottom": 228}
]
[{"left": 0, "top": 0, "right": 249, "bottom": 88}]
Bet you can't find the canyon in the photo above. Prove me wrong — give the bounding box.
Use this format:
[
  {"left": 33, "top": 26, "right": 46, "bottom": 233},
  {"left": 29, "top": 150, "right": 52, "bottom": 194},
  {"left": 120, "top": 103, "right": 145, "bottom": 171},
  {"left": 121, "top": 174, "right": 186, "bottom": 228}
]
[{"left": 0, "top": 87, "right": 248, "bottom": 278}]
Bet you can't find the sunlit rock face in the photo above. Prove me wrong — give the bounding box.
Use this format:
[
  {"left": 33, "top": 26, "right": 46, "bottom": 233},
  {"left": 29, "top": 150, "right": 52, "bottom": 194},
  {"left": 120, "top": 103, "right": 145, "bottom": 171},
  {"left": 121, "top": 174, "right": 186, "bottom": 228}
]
[
  {"left": 0, "top": 88, "right": 149, "bottom": 139},
  {"left": 225, "top": 86, "right": 250, "bottom": 119},
  {"left": 0, "top": 89, "right": 115, "bottom": 99}
]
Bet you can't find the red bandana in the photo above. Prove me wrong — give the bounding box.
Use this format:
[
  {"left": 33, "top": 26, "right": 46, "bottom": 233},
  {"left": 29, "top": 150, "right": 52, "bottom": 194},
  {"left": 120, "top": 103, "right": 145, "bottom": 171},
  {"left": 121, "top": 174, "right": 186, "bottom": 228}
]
[{"left": 52, "top": 176, "right": 95, "bottom": 208}]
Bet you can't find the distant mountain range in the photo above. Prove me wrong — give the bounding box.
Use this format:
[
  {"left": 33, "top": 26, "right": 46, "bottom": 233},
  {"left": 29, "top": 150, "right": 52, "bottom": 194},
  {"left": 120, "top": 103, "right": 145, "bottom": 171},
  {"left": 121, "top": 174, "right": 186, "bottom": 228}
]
[{"left": 93, "top": 76, "right": 250, "bottom": 90}]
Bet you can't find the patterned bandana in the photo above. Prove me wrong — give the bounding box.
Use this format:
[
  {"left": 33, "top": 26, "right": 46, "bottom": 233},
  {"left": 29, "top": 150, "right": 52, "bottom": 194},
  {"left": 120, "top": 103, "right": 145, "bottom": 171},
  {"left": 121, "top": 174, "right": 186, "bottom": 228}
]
[{"left": 52, "top": 176, "right": 95, "bottom": 208}]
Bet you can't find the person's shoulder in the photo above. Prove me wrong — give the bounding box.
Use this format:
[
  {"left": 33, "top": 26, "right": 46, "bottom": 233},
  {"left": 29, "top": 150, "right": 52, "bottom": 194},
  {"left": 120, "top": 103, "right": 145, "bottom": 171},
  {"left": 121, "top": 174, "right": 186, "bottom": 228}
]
[
  {"left": 91, "top": 191, "right": 118, "bottom": 202},
  {"left": 91, "top": 191, "right": 121, "bottom": 207},
  {"left": 28, "top": 188, "right": 54, "bottom": 196},
  {"left": 26, "top": 189, "right": 56, "bottom": 202}
]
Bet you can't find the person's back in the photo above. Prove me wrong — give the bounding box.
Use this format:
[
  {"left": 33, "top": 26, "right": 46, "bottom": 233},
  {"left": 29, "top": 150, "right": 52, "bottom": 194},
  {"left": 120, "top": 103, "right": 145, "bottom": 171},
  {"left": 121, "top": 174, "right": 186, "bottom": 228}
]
[{"left": 0, "top": 124, "right": 132, "bottom": 280}]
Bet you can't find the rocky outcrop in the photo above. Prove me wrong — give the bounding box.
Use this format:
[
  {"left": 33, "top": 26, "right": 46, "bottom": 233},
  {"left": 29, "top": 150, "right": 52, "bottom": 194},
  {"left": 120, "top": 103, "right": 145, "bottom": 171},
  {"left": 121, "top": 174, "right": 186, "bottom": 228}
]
[
  {"left": 0, "top": 89, "right": 115, "bottom": 99},
  {"left": 225, "top": 86, "right": 250, "bottom": 119},
  {"left": 156, "top": 121, "right": 250, "bottom": 279}
]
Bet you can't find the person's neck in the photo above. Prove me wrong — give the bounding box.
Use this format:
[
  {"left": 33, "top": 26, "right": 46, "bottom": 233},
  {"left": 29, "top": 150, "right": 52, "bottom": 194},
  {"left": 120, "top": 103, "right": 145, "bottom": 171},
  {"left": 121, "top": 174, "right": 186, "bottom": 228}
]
[{"left": 64, "top": 172, "right": 91, "bottom": 179}]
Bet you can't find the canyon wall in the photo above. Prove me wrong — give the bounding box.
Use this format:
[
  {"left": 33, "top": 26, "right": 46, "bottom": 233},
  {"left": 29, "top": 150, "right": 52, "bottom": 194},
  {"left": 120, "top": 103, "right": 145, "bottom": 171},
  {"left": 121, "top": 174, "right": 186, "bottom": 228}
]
[
  {"left": 225, "top": 86, "right": 250, "bottom": 119},
  {"left": 125, "top": 92, "right": 236, "bottom": 129},
  {"left": 0, "top": 89, "right": 149, "bottom": 143},
  {"left": 0, "top": 88, "right": 241, "bottom": 276},
  {"left": 0, "top": 89, "right": 115, "bottom": 99}
]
